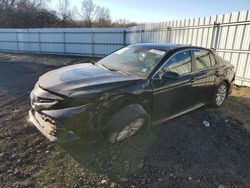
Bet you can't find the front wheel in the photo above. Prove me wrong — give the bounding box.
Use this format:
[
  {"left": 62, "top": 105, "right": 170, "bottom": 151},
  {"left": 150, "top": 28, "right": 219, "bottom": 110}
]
[
  {"left": 107, "top": 116, "right": 147, "bottom": 144},
  {"left": 211, "top": 82, "right": 228, "bottom": 108}
]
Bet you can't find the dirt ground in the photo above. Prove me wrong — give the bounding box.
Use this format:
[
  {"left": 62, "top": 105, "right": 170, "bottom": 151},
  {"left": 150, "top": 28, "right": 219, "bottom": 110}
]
[{"left": 0, "top": 53, "right": 249, "bottom": 188}]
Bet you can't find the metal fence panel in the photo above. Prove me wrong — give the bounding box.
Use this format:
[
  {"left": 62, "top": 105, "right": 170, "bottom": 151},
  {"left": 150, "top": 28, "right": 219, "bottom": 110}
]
[
  {"left": 0, "top": 10, "right": 249, "bottom": 86},
  {"left": 0, "top": 41, "right": 18, "bottom": 51}
]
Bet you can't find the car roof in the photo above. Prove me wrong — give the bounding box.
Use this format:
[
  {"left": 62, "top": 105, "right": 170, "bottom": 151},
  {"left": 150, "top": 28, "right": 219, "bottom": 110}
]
[{"left": 131, "top": 43, "right": 210, "bottom": 52}]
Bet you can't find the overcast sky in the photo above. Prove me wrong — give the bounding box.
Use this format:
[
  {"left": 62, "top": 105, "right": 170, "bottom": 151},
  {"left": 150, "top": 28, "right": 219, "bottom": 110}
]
[{"left": 50, "top": 0, "right": 250, "bottom": 23}]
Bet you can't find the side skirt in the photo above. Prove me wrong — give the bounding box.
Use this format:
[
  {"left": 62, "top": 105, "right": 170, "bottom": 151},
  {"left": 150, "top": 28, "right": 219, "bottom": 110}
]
[{"left": 151, "top": 103, "right": 206, "bottom": 126}]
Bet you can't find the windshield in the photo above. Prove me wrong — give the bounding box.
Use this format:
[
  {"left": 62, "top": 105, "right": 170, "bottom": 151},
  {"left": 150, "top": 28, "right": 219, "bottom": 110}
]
[{"left": 96, "top": 45, "right": 167, "bottom": 78}]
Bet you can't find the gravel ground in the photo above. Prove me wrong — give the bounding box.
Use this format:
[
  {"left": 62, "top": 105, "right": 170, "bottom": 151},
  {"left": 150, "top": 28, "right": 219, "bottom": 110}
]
[{"left": 0, "top": 53, "right": 249, "bottom": 188}]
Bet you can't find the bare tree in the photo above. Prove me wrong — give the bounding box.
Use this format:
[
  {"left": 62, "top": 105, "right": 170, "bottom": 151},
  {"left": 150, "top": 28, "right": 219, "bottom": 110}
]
[
  {"left": 80, "top": 0, "right": 98, "bottom": 27},
  {"left": 80, "top": 0, "right": 111, "bottom": 27},
  {"left": 95, "top": 6, "right": 111, "bottom": 27},
  {"left": 0, "top": 0, "right": 60, "bottom": 28},
  {"left": 112, "top": 18, "right": 137, "bottom": 27},
  {"left": 0, "top": 0, "right": 134, "bottom": 28},
  {"left": 57, "top": 0, "right": 72, "bottom": 26},
  {"left": 0, "top": 0, "right": 17, "bottom": 27}
]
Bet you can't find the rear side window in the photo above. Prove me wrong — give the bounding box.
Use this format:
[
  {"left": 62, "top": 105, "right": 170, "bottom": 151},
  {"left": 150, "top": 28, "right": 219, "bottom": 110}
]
[
  {"left": 193, "top": 49, "right": 216, "bottom": 71},
  {"left": 157, "top": 50, "right": 192, "bottom": 77},
  {"left": 210, "top": 53, "right": 217, "bottom": 66}
]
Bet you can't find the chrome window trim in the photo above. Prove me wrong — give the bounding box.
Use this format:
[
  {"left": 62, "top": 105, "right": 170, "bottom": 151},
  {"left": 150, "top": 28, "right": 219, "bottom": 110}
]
[{"left": 209, "top": 52, "right": 218, "bottom": 65}]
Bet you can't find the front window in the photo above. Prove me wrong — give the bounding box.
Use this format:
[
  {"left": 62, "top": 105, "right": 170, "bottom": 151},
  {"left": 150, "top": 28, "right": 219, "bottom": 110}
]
[
  {"left": 96, "top": 45, "right": 167, "bottom": 78},
  {"left": 156, "top": 50, "right": 192, "bottom": 78}
]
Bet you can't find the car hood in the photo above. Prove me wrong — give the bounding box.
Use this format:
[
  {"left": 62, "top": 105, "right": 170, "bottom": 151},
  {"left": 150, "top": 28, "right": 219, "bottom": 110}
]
[{"left": 38, "top": 63, "right": 139, "bottom": 97}]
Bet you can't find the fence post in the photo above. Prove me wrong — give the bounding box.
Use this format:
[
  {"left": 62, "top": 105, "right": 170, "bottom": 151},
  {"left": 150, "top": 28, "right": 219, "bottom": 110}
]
[
  {"left": 140, "top": 29, "right": 144, "bottom": 43},
  {"left": 63, "top": 32, "right": 66, "bottom": 54},
  {"left": 91, "top": 31, "right": 94, "bottom": 57},
  {"left": 38, "top": 32, "right": 41, "bottom": 53},
  {"left": 210, "top": 22, "right": 216, "bottom": 49},
  {"left": 210, "top": 22, "right": 220, "bottom": 50},
  {"left": 15, "top": 31, "right": 19, "bottom": 51},
  {"left": 167, "top": 27, "right": 172, "bottom": 44},
  {"left": 214, "top": 23, "right": 220, "bottom": 50},
  {"left": 123, "top": 30, "right": 127, "bottom": 46}
]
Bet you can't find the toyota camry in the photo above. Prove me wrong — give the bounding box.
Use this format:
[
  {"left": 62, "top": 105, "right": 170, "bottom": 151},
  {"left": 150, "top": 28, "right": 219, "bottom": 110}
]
[{"left": 29, "top": 43, "right": 235, "bottom": 143}]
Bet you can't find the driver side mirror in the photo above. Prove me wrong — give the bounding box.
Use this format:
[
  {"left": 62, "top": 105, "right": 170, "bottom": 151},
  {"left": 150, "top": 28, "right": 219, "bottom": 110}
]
[{"left": 162, "top": 71, "right": 180, "bottom": 79}]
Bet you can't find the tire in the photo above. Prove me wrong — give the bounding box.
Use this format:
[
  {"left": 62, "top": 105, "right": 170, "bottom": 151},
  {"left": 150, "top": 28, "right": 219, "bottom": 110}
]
[
  {"left": 105, "top": 105, "right": 149, "bottom": 143},
  {"left": 211, "top": 81, "right": 228, "bottom": 108}
]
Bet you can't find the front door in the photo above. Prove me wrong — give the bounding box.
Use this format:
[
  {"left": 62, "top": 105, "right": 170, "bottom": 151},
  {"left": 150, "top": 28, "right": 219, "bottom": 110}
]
[{"left": 151, "top": 50, "right": 195, "bottom": 124}]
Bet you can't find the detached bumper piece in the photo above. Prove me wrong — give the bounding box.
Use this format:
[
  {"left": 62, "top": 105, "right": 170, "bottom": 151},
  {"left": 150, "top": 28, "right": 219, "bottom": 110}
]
[{"left": 29, "top": 110, "right": 79, "bottom": 142}]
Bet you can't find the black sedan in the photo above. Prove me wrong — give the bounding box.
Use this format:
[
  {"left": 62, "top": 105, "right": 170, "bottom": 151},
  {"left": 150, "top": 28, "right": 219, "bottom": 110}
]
[{"left": 29, "top": 43, "right": 235, "bottom": 143}]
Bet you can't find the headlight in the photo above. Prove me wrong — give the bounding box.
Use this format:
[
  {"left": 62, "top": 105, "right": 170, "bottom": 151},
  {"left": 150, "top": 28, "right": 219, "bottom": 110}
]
[
  {"left": 33, "top": 83, "right": 63, "bottom": 100},
  {"left": 31, "top": 82, "right": 63, "bottom": 110}
]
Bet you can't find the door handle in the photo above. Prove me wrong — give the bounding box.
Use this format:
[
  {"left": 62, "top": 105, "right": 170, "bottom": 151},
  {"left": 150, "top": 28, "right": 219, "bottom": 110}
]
[
  {"left": 215, "top": 71, "right": 221, "bottom": 76},
  {"left": 189, "top": 78, "right": 195, "bottom": 83}
]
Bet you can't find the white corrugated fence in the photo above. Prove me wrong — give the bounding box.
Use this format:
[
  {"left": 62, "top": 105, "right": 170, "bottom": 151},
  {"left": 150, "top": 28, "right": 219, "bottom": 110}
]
[{"left": 0, "top": 10, "right": 249, "bottom": 86}]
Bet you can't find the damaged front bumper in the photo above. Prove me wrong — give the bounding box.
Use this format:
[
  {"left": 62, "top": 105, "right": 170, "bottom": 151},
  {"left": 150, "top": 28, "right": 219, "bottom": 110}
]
[
  {"left": 28, "top": 83, "right": 100, "bottom": 142},
  {"left": 29, "top": 109, "right": 58, "bottom": 141},
  {"left": 29, "top": 109, "right": 82, "bottom": 142}
]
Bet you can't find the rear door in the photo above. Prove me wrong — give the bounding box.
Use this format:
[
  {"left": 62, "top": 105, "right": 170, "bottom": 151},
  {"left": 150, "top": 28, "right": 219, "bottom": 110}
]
[
  {"left": 151, "top": 50, "right": 195, "bottom": 123},
  {"left": 190, "top": 49, "right": 217, "bottom": 104}
]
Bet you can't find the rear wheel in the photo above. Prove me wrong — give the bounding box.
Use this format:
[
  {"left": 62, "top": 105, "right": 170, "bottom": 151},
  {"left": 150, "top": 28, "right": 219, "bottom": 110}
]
[{"left": 211, "top": 82, "right": 228, "bottom": 107}]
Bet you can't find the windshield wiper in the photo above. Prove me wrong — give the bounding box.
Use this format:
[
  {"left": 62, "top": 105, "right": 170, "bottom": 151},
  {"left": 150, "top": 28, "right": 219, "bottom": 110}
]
[
  {"left": 96, "top": 63, "right": 109, "bottom": 70},
  {"left": 109, "top": 67, "right": 133, "bottom": 76},
  {"left": 97, "top": 64, "right": 133, "bottom": 76}
]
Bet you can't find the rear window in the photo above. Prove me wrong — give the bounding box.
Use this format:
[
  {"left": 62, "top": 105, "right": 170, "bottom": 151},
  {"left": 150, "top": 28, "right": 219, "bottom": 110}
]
[
  {"left": 210, "top": 53, "right": 217, "bottom": 66},
  {"left": 193, "top": 49, "right": 216, "bottom": 71}
]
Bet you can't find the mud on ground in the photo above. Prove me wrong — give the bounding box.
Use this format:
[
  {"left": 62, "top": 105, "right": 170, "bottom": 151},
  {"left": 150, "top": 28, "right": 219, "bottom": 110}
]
[{"left": 0, "top": 53, "right": 249, "bottom": 188}]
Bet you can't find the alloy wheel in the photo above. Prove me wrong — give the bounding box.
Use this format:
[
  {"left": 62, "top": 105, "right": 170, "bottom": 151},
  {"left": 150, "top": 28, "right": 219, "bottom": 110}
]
[
  {"left": 116, "top": 118, "right": 145, "bottom": 142},
  {"left": 215, "top": 84, "right": 227, "bottom": 106}
]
